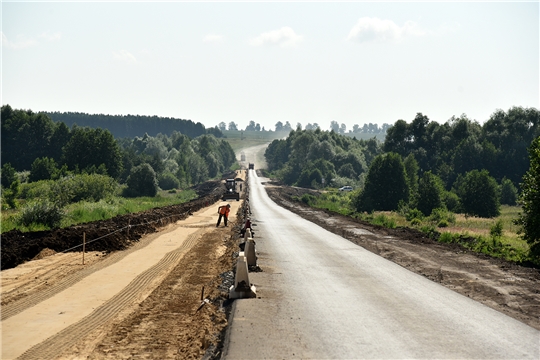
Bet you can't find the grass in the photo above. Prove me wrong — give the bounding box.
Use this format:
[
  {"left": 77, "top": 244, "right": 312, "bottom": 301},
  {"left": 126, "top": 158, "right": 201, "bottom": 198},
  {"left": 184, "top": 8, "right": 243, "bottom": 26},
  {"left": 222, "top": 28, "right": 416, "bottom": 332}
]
[
  {"left": 0, "top": 189, "right": 197, "bottom": 233},
  {"left": 291, "top": 191, "right": 535, "bottom": 265}
]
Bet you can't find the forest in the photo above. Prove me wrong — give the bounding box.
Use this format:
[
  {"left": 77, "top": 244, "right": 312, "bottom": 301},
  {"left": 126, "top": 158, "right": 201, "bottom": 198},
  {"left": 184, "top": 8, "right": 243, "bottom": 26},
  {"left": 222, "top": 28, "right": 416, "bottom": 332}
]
[
  {"left": 264, "top": 106, "right": 540, "bottom": 258},
  {"left": 1, "top": 105, "right": 236, "bottom": 232},
  {"left": 44, "top": 111, "right": 223, "bottom": 139}
]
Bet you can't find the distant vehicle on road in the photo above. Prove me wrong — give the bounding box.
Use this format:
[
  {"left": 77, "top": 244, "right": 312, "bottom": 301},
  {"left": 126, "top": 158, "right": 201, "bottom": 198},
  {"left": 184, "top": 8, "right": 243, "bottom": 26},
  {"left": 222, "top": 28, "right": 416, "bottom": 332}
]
[
  {"left": 339, "top": 186, "right": 353, "bottom": 192},
  {"left": 248, "top": 163, "right": 254, "bottom": 170}
]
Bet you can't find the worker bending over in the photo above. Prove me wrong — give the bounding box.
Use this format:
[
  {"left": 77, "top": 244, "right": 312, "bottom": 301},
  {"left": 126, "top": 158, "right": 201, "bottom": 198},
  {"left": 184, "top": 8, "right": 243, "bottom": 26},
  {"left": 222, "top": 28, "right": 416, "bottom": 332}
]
[{"left": 216, "top": 204, "right": 231, "bottom": 227}]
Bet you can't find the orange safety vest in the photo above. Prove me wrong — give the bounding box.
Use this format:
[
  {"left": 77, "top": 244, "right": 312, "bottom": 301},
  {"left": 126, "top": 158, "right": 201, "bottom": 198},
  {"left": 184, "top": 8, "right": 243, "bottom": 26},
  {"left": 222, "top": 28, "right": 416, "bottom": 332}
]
[{"left": 219, "top": 206, "right": 230, "bottom": 216}]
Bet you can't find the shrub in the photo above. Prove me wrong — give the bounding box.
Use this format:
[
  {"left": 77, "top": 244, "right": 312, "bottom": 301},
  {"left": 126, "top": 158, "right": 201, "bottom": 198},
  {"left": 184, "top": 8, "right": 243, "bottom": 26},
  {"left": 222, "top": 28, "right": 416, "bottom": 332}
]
[
  {"left": 429, "top": 207, "right": 456, "bottom": 225},
  {"left": 410, "top": 218, "right": 422, "bottom": 226},
  {"left": 437, "top": 220, "right": 449, "bottom": 228},
  {"left": 18, "top": 200, "right": 65, "bottom": 228},
  {"left": 51, "top": 174, "right": 117, "bottom": 205},
  {"left": 301, "top": 193, "right": 315, "bottom": 205},
  {"left": 490, "top": 219, "right": 503, "bottom": 239},
  {"left": 29, "top": 157, "right": 58, "bottom": 182},
  {"left": 372, "top": 214, "right": 396, "bottom": 228},
  {"left": 439, "top": 232, "right": 455, "bottom": 243},
  {"left": 125, "top": 164, "right": 158, "bottom": 197},
  {"left": 406, "top": 208, "right": 424, "bottom": 221},
  {"left": 158, "top": 172, "right": 180, "bottom": 190}
]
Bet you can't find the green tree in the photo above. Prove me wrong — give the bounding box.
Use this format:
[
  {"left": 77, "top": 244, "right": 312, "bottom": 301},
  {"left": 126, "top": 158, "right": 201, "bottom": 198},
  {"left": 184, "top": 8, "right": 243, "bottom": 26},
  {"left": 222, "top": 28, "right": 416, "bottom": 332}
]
[
  {"left": 125, "top": 164, "right": 158, "bottom": 197},
  {"left": 1, "top": 163, "right": 17, "bottom": 188},
  {"left": 455, "top": 169, "right": 500, "bottom": 218},
  {"left": 353, "top": 153, "right": 409, "bottom": 212},
  {"left": 404, "top": 154, "right": 419, "bottom": 200},
  {"left": 29, "top": 157, "right": 59, "bottom": 182},
  {"left": 416, "top": 171, "right": 445, "bottom": 216},
  {"left": 62, "top": 127, "right": 123, "bottom": 178},
  {"left": 158, "top": 172, "right": 180, "bottom": 190},
  {"left": 500, "top": 177, "right": 518, "bottom": 205},
  {"left": 514, "top": 136, "right": 540, "bottom": 256}
]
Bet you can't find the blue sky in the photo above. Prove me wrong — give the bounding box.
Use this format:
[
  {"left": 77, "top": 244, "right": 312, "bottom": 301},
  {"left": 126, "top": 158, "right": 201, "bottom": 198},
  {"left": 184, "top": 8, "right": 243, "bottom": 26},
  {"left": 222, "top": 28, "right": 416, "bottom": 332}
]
[{"left": 2, "top": 1, "right": 538, "bottom": 132}]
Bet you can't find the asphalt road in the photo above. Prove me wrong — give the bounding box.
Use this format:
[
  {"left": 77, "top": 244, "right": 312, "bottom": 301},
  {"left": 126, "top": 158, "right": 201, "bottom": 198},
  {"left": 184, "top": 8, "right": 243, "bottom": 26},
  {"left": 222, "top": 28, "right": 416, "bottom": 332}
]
[{"left": 221, "top": 170, "right": 539, "bottom": 359}]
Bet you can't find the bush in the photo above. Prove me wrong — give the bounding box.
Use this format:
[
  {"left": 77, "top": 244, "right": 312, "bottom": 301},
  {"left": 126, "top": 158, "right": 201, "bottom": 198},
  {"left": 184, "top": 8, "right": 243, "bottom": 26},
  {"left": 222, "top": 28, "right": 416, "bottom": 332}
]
[
  {"left": 405, "top": 208, "right": 424, "bottom": 221},
  {"left": 17, "top": 200, "right": 65, "bottom": 228},
  {"left": 125, "top": 164, "right": 158, "bottom": 197},
  {"left": 438, "top": 220, "right": 449, "bottom": 228},
  {"left": 429, "top": 207, "right": 456, "bottom": 225},
  {"left": 158, "top": 172, "right": 180, "bottom": 190},
  {"left": 301, "top": 193, "right": 315, "bottom": 205},
  {"left": 51, "top": 174, "right": 118, "bottom": 205},
  {"left": 439, "top": 232, "right": 455, "bottom": 243},
  {"left": 490, "top": 219, "right": 503, "bottom": 239},
  {"left": 372, "top": 214, "right": 396, "bottom": 228}
]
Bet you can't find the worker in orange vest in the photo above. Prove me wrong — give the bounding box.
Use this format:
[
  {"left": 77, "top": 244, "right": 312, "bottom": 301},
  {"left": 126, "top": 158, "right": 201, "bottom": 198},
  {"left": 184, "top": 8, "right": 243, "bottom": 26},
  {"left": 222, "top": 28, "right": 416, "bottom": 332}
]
[{"left": 216, "top": 204, "right": 231, "bottom": 227}]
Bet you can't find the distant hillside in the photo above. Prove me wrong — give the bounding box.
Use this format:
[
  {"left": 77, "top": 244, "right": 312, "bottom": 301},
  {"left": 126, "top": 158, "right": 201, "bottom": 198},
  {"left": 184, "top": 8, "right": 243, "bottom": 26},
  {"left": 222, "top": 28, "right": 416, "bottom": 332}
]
[{"left": 44, "top": 112, "right": 223, "bottom": 139}]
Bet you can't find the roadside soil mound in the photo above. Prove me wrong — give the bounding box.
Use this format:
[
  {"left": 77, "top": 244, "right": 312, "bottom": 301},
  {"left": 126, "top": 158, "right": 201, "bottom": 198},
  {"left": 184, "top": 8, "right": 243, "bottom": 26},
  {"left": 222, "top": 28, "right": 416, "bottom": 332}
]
[
  {"left": 265, "top": 184, "right": 540, "bottom": 330},
  {"left": 1, "top": 181, "right": 225, "bottom": 270}
]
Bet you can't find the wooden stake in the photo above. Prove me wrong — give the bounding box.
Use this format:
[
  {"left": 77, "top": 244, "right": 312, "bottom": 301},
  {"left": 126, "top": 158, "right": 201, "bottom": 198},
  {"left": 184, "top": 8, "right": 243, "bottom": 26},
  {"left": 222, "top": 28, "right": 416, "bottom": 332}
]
[{"left": 82, "top": 232, "right": 86, "bottom": 265}]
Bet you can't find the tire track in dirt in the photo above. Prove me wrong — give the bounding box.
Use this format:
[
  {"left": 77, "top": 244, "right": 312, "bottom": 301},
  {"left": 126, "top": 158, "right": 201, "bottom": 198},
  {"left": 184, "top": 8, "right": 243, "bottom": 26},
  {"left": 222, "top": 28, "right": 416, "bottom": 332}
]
[
  {"left": 2, "top": 226, "right": 167, "bottom": 321},
  {"left": 17, "top": 227, "right": 206, "bottom": 360}
]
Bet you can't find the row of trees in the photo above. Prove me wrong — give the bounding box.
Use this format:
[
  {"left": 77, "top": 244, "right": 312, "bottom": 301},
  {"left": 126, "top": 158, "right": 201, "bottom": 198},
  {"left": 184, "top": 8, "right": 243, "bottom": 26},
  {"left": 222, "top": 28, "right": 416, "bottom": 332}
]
[
  {"left": 264, "top": 106, "right": 540, "bottom": 255},
  {"left": 265, "top": 128, "right": 382, "bottom": 189},
  {"left": 219, "top": 120, "right": 392, "bottom": 135},
  {"left": 44, "top": 110, "right": 223, "bottom": 139},
  {"left": 1, "top": 106, "right": 236, "bottom": 200},
  {"left": 383, "top": 107, "right": 539, "bottom": 186}
]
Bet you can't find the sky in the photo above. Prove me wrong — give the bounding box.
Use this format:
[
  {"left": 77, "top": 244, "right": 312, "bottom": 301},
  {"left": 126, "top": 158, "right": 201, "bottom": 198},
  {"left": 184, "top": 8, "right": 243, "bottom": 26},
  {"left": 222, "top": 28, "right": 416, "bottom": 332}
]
[{"left": 2, "top": 1, "right": 539, "bottom": 132}]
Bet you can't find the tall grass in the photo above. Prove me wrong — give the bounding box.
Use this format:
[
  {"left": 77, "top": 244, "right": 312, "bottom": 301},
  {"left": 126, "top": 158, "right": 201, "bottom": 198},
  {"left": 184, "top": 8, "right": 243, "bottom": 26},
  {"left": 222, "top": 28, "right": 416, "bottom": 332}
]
[{"left": 0, "top": 189, "right": 197, "bottom": 233}]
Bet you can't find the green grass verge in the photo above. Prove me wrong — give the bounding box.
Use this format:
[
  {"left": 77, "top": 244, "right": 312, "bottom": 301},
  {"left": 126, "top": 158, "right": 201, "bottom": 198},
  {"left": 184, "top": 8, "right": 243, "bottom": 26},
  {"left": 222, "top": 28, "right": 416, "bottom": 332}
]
[
  {"left": 290, "top": 191, "right": 536, "bottom": 266},
  {"left": 0, "top": 189, "right": 197, "bottom": 233}
]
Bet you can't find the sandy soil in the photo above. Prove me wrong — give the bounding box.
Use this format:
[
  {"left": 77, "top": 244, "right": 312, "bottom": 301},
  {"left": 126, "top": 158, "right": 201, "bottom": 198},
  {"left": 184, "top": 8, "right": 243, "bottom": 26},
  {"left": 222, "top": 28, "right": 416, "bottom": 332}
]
[{"left": 1, "top": 171, "right": 246, "bottom": 360}]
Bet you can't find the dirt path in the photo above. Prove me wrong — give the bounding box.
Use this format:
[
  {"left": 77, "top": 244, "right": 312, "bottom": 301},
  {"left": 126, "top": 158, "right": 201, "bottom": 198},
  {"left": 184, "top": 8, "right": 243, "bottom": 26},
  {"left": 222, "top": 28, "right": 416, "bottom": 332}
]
[{"left": 1, "top": 187, "right": 244, "bottom": 360}]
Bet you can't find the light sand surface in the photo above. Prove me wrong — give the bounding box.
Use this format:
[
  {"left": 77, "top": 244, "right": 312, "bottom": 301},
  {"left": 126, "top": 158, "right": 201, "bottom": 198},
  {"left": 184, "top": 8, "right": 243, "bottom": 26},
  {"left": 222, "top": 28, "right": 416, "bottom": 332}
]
[{"left": 1, "top": 195, "right": 242, "bottom": 360}]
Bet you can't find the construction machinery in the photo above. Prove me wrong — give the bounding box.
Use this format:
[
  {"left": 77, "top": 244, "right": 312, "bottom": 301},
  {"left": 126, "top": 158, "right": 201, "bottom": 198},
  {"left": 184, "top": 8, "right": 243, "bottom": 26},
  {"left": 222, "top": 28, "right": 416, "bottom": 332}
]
[{"left": 222, "top": 178, "right": 240, "bottom": 201}]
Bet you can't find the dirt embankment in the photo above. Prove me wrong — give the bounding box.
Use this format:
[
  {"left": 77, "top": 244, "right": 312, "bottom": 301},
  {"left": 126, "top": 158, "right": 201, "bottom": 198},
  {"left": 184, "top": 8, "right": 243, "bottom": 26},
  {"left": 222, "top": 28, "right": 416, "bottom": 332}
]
[
  {"left": 265, "top": 184, "right": 540, "bottom": 331},
  {"left": 1, "top": 181, "right": 225, "bottom": 271}
]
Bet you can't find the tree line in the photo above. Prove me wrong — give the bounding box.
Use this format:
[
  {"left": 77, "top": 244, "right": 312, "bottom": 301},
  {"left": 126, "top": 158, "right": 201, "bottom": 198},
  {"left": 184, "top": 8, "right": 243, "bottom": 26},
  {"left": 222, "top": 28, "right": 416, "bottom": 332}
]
[
  {"left": 1, "top": 105, "right": 236, "bottom": 205},
  {"left": 264, "top": 106, "right": 540, "bottom": 256},
  {"left": 44, "top": 110, "right": 223, "bottom": 139},
  {"left": 219, "top": 120, "right": 392, "bottom": 135}
]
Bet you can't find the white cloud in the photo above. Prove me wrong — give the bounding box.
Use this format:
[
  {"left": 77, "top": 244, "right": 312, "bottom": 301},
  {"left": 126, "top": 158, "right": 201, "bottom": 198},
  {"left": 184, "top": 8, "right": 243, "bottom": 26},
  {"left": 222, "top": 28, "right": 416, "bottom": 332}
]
[
  {"left": 38, "top": 32, "right": 62, "bottom": 42},
  {"left": 203, "top": 34, "right": 224, "bottom": 43},
  {"left": 1, "top": 32, "right": 37, "bottom": 49},
  {"left": 347, "top": 17, "right": 426, "bottom": 43},
  {"left": 249, "top": 26, "right": 303, "bottom": 48},
  {"left": 113, "top": 49, "right": 137, "bottom": 63}
]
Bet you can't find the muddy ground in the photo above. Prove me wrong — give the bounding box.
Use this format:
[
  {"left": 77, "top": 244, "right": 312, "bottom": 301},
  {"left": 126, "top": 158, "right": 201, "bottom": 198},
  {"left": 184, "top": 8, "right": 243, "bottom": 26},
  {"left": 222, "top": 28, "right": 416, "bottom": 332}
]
[
  {"left": 1, "top": 180, "right": 226, "bottom": 271},
  {"left": 264, "top": 184, "right": 540, "bottom": 331}
]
